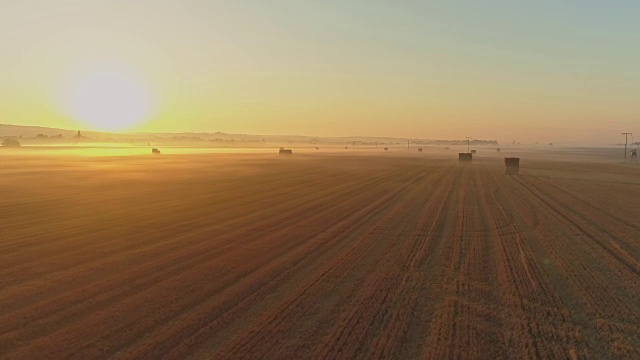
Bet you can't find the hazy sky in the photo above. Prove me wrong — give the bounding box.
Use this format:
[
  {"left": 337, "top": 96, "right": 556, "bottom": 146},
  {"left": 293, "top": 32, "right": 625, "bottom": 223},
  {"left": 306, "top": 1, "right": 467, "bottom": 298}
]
[{"left": 1, "top": 1, "right": 639, "bottom": 144}]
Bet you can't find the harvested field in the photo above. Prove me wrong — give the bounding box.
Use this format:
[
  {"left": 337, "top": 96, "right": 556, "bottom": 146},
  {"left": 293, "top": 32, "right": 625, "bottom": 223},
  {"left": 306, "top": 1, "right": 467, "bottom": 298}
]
[{"left": 1, "top": 151, "right": 640, "bottom": 359}]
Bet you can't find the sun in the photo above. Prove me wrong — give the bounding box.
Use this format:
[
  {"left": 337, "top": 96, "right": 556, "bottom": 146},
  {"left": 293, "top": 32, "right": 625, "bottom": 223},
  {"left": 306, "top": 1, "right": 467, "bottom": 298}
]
[{"left": 62, "top": 64, "right": 154, "bottom": 132}]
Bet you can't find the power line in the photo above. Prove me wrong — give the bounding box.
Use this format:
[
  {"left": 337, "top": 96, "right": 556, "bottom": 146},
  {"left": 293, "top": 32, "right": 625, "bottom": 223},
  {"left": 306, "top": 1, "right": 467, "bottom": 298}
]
[{"left": 622, "top": 132, "right": 632, "bottom": 162}]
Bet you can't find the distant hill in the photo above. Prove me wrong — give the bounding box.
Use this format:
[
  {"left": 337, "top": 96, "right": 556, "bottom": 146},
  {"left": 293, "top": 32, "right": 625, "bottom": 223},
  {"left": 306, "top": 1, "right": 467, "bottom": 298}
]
[
  {"left": 0, "top": 124, "right": 78, "bottom": 138},
  {"left": 0, "top": 124, "right": 499, "bottom": 146}
]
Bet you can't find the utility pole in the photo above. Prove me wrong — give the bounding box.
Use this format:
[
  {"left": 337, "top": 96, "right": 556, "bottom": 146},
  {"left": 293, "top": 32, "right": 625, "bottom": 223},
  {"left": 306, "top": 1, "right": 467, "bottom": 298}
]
[
  {"left": 407, "top": 140, "right": 410, "bottom": 150},
  {"left": 352, "top": 140, "right": 355, "bottom": 149},
  {"left": 623, "top": 132, "right": 632, "bottom": 162},
  {"left": 466, "top": 137, "right": 471, "bottom": 153}
]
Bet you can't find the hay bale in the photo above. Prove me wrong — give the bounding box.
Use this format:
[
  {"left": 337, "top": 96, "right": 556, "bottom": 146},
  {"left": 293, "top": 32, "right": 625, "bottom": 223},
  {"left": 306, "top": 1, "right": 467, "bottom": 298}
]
[
  {"left": 384, "top": 147, "right": 388, "bottom": 151},
  {"left": 418, "top": 148, "right": 423, "bottom": 152},
  {"left": 458, "top": 153, "right": 472, "bottom": 162},
  {"left": 496, "top": 148, "right": 501, "bottom": 152},
  {"left": 279, "top": 148, "right": 293, "bottom": 155},
  {"left": 151, "top": 148, "right": 160, "bottom": 154},
  {"left": 504, "top": 157, "right": 520, "bottom": 175},
  {"left": 345, "top": 146, "right": 349, "bottom": 149}
]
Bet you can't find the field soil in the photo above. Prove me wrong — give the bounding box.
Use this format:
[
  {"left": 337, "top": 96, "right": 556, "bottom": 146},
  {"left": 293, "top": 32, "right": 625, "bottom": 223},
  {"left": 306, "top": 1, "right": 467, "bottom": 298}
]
[{"left": 1, "top": 150, "right": 639, "bottom": 359}]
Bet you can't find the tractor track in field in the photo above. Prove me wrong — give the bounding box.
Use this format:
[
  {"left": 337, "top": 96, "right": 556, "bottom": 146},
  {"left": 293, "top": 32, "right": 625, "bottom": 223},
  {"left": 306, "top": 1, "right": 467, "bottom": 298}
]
[
  {"left": 1, "top": 154, "right": 639, "bottom": 359},
  {"left": 513, "top": 174, "right": 640, "bottom": 278},
  {"left": 519, "top": 171, "right": 640, "bottom": 256},
  {"left": 500, "top": 170, "right": 640, "bottom": 358},
  {"left": 0, "top": 170, "right": 390, "bottom": 294},
  {"left": 304, "top": 168, "right": 459, "bottom": 360},
  {"left": 0, "top": 169, "right": 366, "bottom": 272},
  {"left": 121, "top": 169, "right": 435, "bottom": 359},
  {"left": 479, "top": 168, "right": 588, "bottom": 358},
  {"left": 2, "top": 167, "right": 429, "bottom": 359},
  {"left": 0, "top": 171, "right": 389, "bottom": 314}
]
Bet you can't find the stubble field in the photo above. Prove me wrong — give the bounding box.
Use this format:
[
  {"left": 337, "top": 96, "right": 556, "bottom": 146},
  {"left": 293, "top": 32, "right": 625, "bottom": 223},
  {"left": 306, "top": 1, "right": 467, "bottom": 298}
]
[{"left": 1, "top": 149, "right": 639, "bottom": 359}]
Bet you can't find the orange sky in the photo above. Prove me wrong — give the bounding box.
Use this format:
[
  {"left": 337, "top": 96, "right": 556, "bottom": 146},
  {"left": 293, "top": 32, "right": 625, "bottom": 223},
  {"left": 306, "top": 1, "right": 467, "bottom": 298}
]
[{"left": 1, "top": 1, "right": 638, "bottom": 145}]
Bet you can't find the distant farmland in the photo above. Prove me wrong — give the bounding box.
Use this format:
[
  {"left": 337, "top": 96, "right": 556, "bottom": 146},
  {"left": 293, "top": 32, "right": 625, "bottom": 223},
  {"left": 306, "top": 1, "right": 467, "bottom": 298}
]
[{"left": 1, "top": 151, "right": 639, "bottom": 359}]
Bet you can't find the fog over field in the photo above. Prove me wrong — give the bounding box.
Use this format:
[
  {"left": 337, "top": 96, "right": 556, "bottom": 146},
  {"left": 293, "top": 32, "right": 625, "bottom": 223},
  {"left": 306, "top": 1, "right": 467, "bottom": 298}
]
[
  {"left": 1, "top": 148, "right": 639, "bottom": 359},
  {"left": 2, "top": 0, "right": 640, "bottom": 358}
]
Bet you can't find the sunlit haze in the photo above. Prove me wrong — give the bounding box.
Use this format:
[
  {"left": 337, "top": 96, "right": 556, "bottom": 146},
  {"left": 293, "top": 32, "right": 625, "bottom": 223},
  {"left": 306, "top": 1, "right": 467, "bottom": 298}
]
[
  {"left": 3, "top": 2, "right": 640, "bottom": 357},
  {"left": 61, "top": 63, "right": 154, "bottom": 131},
  {"left": 1, "top": 1, "right": 638, "bottom": 144}
]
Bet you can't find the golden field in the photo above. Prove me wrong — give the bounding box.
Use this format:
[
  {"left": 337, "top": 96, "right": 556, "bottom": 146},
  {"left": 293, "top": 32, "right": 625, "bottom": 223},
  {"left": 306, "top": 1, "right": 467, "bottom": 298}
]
[{"left": 1, "top": 148, "right": 639, "bottom": 359}]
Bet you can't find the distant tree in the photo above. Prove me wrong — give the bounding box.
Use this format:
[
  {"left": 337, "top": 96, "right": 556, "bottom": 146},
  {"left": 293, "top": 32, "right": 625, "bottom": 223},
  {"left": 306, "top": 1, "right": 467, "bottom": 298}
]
[{"left": 2, "top": 138, "right": 21, "bottom": 147}]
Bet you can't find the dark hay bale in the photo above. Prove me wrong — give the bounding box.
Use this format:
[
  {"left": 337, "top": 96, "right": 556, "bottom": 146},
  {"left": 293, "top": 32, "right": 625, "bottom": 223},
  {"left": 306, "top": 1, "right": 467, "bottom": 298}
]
[
  {"left": 418, "top": 148, "right": 423, "bottom": 152},
  {"left": 279, "top": 148, "right": 293, "bottom": 155},
  {"left": 504, "top": 157, "right": 520, "bottom": 175},
  {"left": 497, "top": 148, "right": 501, "bottom": 152},
  {"left": 384, "top": 147, "right": 388, "bottom": 151},
  {"left": 151, "top": 148, "right": 161, "bottom": 154}
]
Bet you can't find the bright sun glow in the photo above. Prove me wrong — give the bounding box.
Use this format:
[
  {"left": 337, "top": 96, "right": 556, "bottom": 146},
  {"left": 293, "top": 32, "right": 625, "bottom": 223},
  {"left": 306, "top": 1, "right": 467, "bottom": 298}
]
[{"left": 63, "top": 64, "right": 154, "bottom": 131}]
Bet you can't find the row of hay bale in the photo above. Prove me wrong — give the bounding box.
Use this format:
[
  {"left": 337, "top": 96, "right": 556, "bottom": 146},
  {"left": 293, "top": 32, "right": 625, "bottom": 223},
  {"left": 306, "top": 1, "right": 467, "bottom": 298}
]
[
  {"left": 458, "top": 152, "right": 520, "bottom": 174},
  {"left": 148, "top": 146, "right": 517, "bottom": 174},
  {"left": 277, "top": 146, "right": 427, "bottom": 154},
  {"left": 281, "top": 147, "right": 427, "bottom": 152}
]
